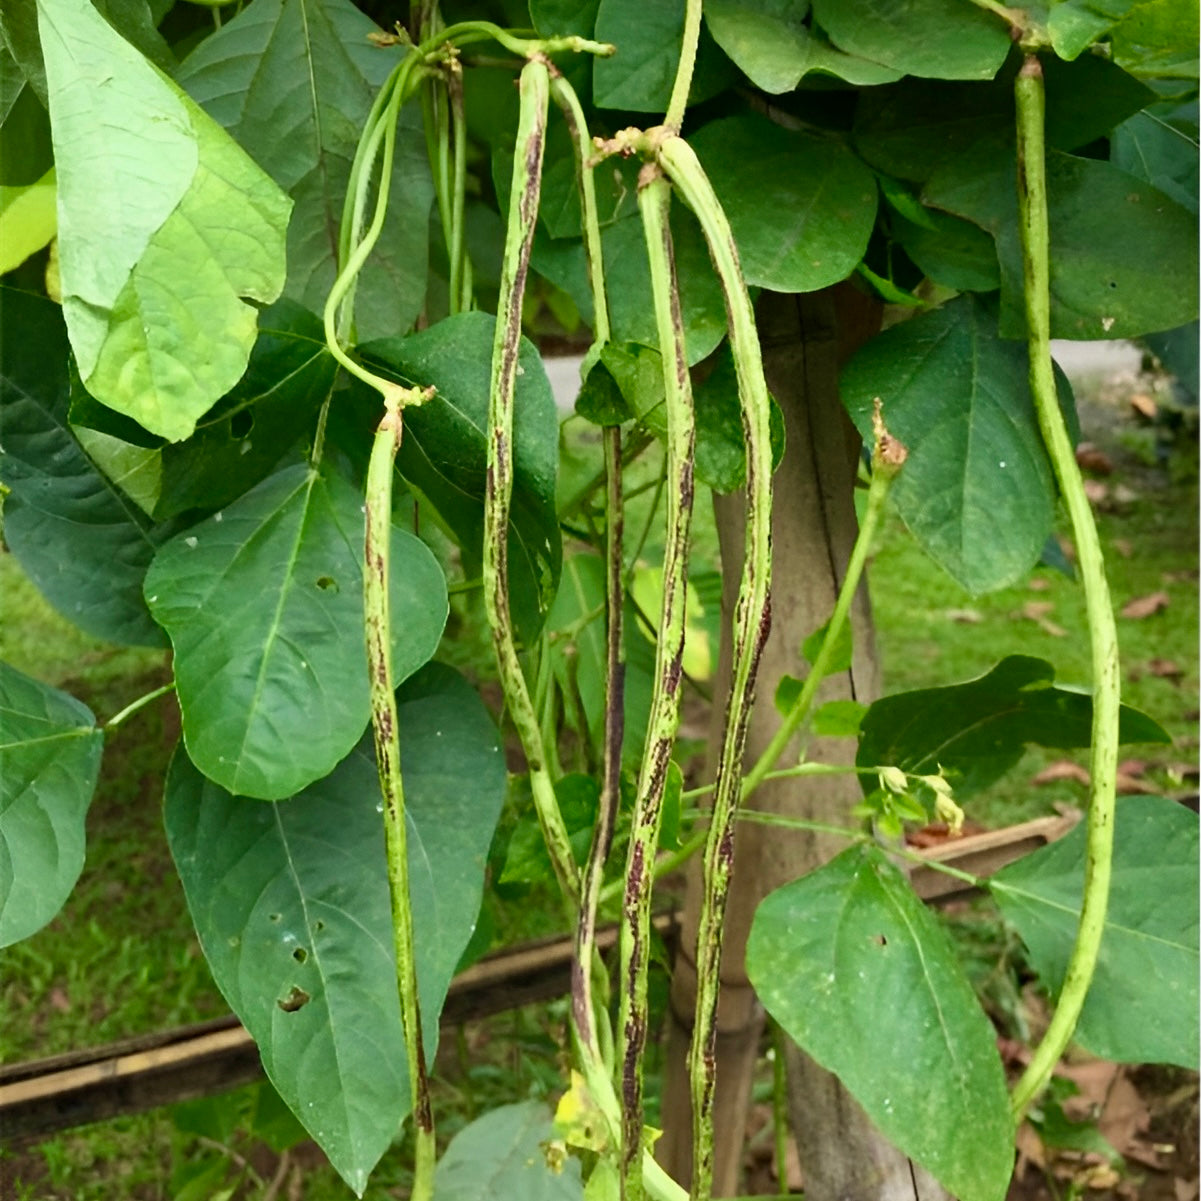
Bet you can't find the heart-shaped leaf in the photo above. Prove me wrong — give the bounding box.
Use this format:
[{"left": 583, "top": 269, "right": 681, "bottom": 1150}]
[
  {"left": 37, "top": 0, "right": 290, "bottom": 441},
  {"left": 840, "top": 294, "right": 1074, "bottom": 594},
  {"left": 145, "top": 462, "right": 447, "bottom": 799},
  {"left": 165, "top": 662, "right": 507, "bottom": 1194},
  {"left": 0, "top": 286, "right": 169, "bottom": 646},
  {"left": 857, "top": 655, "right": 1171, "bottom": 798},
  {"left": 176, "top": 0, "right": 432, "bottom": 343},
  {"left": 992, "top": 795, "right": 1199, "bottom": 1068},
  {"left": 748, "top": 843, "right": 1013, "bottom": 1201},
  {"left": 0, "top": 661, "right": 103, "bottom": 947}
]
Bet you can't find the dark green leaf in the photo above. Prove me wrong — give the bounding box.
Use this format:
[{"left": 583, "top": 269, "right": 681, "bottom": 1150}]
[
  {"left": 992, "top": 796, "right": 1199, "bottom": 1068},
  {"left": 748, "top": 844, "right": 1013, "bottom": 1201},
  {"left": 91, "top": 0, "right": 174, "bottom": 71},
  {"left": 176, "top": 0, "right": 433, "bottom": 343},
  {"left": 890, "top": 209, "right": 1001, "bottom": 293},
  {"left": 856, "top": 655, "right": 1171, "bottom": 798},
  {"left": 691, "top": 112, "right": 876, "bottom": 294},
  {"left": 574, "top": 358, "right": 634, "bottom": 427},
  {"left": 703, "top": 2, "right": 901, "bottom": 92},
  {"left": 811, "top": 0, "right": 1010, "bottom": 81},
  {"left": 359, "top": 311, "right": 561, "bottom": 643},
  {"left": 500, "top": 774, "right": 598, "bottom": 884},
  {"left": 802, "top": 615, "right": 853, "bottom": 675},
  {"left": 0, "top": 0, "right": 47, "bottom": 104},
  {"left": 925, "top": 147, "right": 1199, "bottom": 340},
  {"left": 145, "top": 463, "right": 447, "bottom": 799},
  {"left": 0, "top": 287, "right": 169, "bottom": 646},
  {"left": 0, "top": 45, "right": 52, "bottom": 187},
  {"left": 165, "top": 663, "right": 507, "bottom": 1193},
  {"left": 592, "top": 0, "right": 737, "bottom": 112},
  {"left": 39, "top": 0, "right": 291, "bottom": 442},
  {"left": 840, "top": 295, "right": 1073, "bottom": 593},
  {"left": 529, "top": 0, "right": 598, "bottom": 37},
  {"left": 1111, "top": 107, "right": 1199, "bottom": 216},
  {"left": 0, "top": 661, "right": 103, "bottom": 947},
  {"left": 1047, "top": 0, "right": 1140, "bottom": 59},
  {"left": 433, "top": 1102, "right": 584, "bottom": 1200},
  {"left": 1112, "top": 0, "right": 1199, "bottom": 77},
  {"left": 532, "top": 209, "right": 727, "bottom": 366},
  {"left": 691, "top": 344, "right": 786, "bottom": 493}
]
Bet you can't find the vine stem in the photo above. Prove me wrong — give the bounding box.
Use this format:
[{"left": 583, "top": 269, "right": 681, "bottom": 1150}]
[
  {"left": 664, "top": 0, "right": 702, "bottom": 130},
  {"left": 104, "top": 681, "right": 176, "bottom": 730},
  {"left": 738, "top": 399, "right": 905, "bottom": 803},
  {"left": 618, "top": 168, "right": 696, "bottom": 1201},
  {"left": 1009, "top": 53, "right": 1121, "bottom": 1121},
  {"left": 364, "top": 404, "right": 436, "bottom": 1201},
  {"left": 483, "top": 58, "right": 581, "bottom": 910},
  {"left": 656, "top": 135, "right": 773, "bottom": 1201}
]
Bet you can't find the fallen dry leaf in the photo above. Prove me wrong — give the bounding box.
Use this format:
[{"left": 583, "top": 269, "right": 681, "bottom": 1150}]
[
  {"left": 1084, "top": 479, "right": 1110, "bottom": 504},
  {"left": 945, "top": 607, "right": 983, "bottom": 624},
  {"left": 48, "top": 986, "right": 71, "bottom": 1014},
  {"left": 1076, "top": 442, "right": 1116, "bottom": 475},
  {"left": 1118, "top": 759, "right": 1148, "bottom": 777},
  {"left": 1117, "top": 773, "right": 1158, "bottom": 795},
  {"left": 1033, "top": 761, "right": 1092, "bottom": 787},
  {"left": 1113, "top": 483, "right": 1140, "bottom": 505},
  {"left": 1019, "top": 601, "right": 1068, "bottom": 636},
  {"left": 906, "top": 820, "right": 986, "bottom": 848},
  {"left": 1175, "top": 1175, "right": 1199, "bottom": 1201},
  {"left": 1148, "top": 658, "right": 1184, "bottom": 680},
  {"left": 1028, "top": 577, "right": 1052, "bottom": 591},
  {"left": 1112, "top": 538, "right": 1134, "bottom": 559},
  {"left": 1131, "top": 393, "right": 1158, "bottom": 420},
  {"left": 1162, "top": 569, "right": 1199, "bottom": 584},
  {"left": 1122, "top": 591, "right": 1171, "bottom": 619}
]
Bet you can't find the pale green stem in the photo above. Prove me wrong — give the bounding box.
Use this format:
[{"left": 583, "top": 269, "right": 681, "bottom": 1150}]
[
  {"left": 483, "top": 59, "right": 581, "bottom": 910},
  {"left": 618, "top": 170, "right": 696, "bottom": 1201},
  {"left": 449, "top": 65, "right": 471, "bottom": 312},
  {"left": 1009, "top": 54, "right": 1121, "bottom": 1122},
  {"left": 422, "top": 80, "right": 456, "bottom": 311},
  {"left": 738, "top": 426, "right": 901, "bottom": 804},
  {"left": 770, "top": 1019, "right": 790, "bottom": 1198},
  {"left": 656, "top": 134, "right": 773, "bottom": 1201},
  {"left": 664, "top": 0, "right": 702, "bottom": 130},
  {"left": 104, "top": 681, "right": 176, "bottom": 730},
  {"left": 364, "top": 405, "right": 436, "bottom": 1201}
]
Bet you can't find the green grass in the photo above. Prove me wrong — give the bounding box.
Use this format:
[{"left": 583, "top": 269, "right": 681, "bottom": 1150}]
[{"left": 1, "top": 364, "right": 1194, "bottom": 1197}]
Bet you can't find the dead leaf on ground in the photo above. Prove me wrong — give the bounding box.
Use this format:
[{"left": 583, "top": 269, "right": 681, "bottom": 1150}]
[
  {"left": 1149, "top": 659, "right": 1185, "bottom": 681},
  {"left": 1176, "top": 1176, "right": 1199, "bottom": 1201},
  {"left": 1112, "top": 538, "right": 1134, "bottom": 559},
  {"left": 945, "top": 607, "right": 983, "bottom": 624},
  {"left": 1018, "top": 600, "right": 1068, "bottom": 636},
  {"left": 1084, "top": 479, "right": 1110, "bottom": 504},
  {"left": 1131, "top": 393, "right": 1158, "bottom": 420},
  {"left": 48, "top": 987, "right": 71, "bottom": 1014},
  {"left": 1122, "top": 592, "right": 1171, "bottom": 619},
  {"left": 1029, "top": 577, "right": 1052, "bottom": 591},
  {"left": 1032, "top": 761, "right": 1092, "bottom": 787},
  {"left": 1076, "top": 442, "right": 1116, "bottom": 475},
  {"left": 906, "top": 820, "right": 986, "bottom": 848},
  {"left": 1162, "top": 570, "right": 1200, "bottom": 584}
]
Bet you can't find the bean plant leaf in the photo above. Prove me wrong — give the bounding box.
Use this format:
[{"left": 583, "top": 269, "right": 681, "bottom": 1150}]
[
  {"left": 0, "top": 165, "right": 54, "bottom": 273},
  {"left": 691, "top": 112, "right": 877, "bottom": 294},
  {"left": 0, "top": 43, "right": 53, "bottom": 187},
  {"left": 857, "top": 655, "right": 1171, "bottom": 798},
  {"left": 0, "top": 287, "right": 168, "bottom": 646},
  {"left": 36, "top": 0, "right": 291, "bottom": 442},
  {"left": 748, "top": 843, "right": 1013, "bottom": 1201},
  {"left": 0, "top": 0, "right": 48, "bottom": 103},
  {"left": 592, "top": 0, "right": 737, "bottom": 112},
  {"left": 0, "top": 661, "right": 103, "bottom": 948},
  {"left": 1111, "top": 106, "right": 1200, "bottom": 216},
  {"left": 359, "top": 311, "right": 561, "bottom": 643},
  {"left": 165, "top": 663, "right": 507, "bottom": 1195},
  {"left": 890, "top": 208, "right": 1001, "bottom": 293},
  {"left": 925, "top": 147, "right": 1199, "bottom": 340},
  {"left": 176, "top": 0, "right": 432, "bottom": 343},
  {"left": 992, "top": 796, "right": 1199, "bottom": 1068},
  {"left": 702, "top": 1, "right": 901, "bottom": 92},
  {"left": 145, "top": 463, "right": 447, "bottom": 800},
  {"left": 434, "top": 1102, "right": 584, "bottom": 1200},
  {"left": 1111, "top": 0, "right": 1200, "bottom": 77},
  {"left": 1047, "top": 0, "right": 1143, "bottom": 60},
  {"left": 840, "top": 295, "right": 1074, "bottom": 594},
  {"left": 810, "top": 0, "right": 1010, "bottom": 81},
  {"left": 68, "top": 300, "right": 337, "bottom": 521}
]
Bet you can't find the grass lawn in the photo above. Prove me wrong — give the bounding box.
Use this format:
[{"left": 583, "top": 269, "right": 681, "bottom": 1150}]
[{"left": 1, "top": 358, "right": 1195, "bottom": 1198}]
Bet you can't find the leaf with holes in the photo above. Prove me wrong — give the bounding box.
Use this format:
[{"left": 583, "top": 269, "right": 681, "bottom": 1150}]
[
  {"left": 992, "top": 796, "right": 1199, "bottom": 1067},
  {"left": 165, "top": 663, "right": 507, "bottom": 1194},
  {"left": 176, "top": 0, "right": 432, "bottom": 342},
  {"left": 37, "top": 0, "right": 290, "bottom": 441},
  {"left": 748, "top": 843, "right": 1013, "bottom": 1201},
  {"left": 145, "top": 462, "right": 447, "bottom": 799},
  {"left": 0, "top": 286, "right": 169, "bottom": 646},
  {"left": 0, "top": 662, "right": 103, "bottom": 947}
]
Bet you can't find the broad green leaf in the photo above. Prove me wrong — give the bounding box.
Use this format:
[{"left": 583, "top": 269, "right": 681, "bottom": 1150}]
[
  {"left": 0, "top": 45, "right": 53, "bottom": 187},
  {"left": 691, "top": 113, "right": 876, "bottom": 295},
  {"left": 176, "top": 0, "right": 433, "bottom": 343},
  {"left": 1112, "top": 0, "right": 1200, "bottom": 77},
  {"left": 145, "top": 463, "right": 447, "bottom": 799},
  {"left": 811, "top": 699, "right": 868, "bottom": 738},
  {"left": 0, "top": 165, "right": 54, "bottom": 273},
  {"left": 891, "top": 208, "right": 1001, "bottom": 293},
  {"left": 165, "top": 663, "right": 507, "bottom": 1194},
  {"left": 37, "top": 0, "right": 290, "bottom": 442},
  {"left": 854, "top": 55, "right": 1156, "bottom": 185},
  {"left": 592, "top": 0, "right": 737, "bottom": 112},
  {"left": 533, "top": 209, "right": 727, "bottom": 367},
  {"left": 500, "top": 774, "right": 598, "bottom": 885},
  {"left": 840, "top": 295, "right": 1072, "bottom": 593},
  {"left": 748, "top": 844, "right": 1013, "bottom": 1201},
  {"left": 0, "top": 0, "right": 47, "bottom": 104},
  {"left": 1111, "top": 107, "right": 1200, "bottom": 215},
  {"left": 68, "top": 300, "right": 337, "bottom": 521},
  {"left": 992, "top": 796, "right": 1199, "bottom": 1067},
  {"left": 92, "top": 0, "right": 174, "bottom": 71},
  {"left": 359, "top": 311, "right": 561, "bottom": 643},
  {"left": 1047, "top": 0, "right": 1142, "bottom": 59},
  {"left": 434, "top": 1102, "right": 584, "bottom": 1200},
  {"left": 529, "top": 0, "right": 599, "bottom": 37},
  {"left": 703, "top": 1, "right": 901, "bottom": 92},
  {"left": 857, "top": 655, "right": 1171, "bottom": 798},
  {"left": 811, "top": 0, "right": 1010, "bottom": 81},
  {"left": 0, "top": 662, "right": 103, "bottom": 947},
  {"left": 925, "top": 147, "right": 1199, "bottom": 340},
  {"left": 0, "top": 287, "right": 168, "bottom": 646}
]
